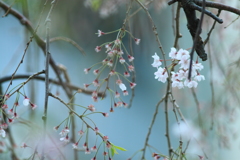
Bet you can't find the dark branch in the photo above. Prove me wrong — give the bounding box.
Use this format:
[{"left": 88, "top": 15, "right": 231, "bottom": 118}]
[
  {"left": 194, "top": 0, "right": 240, "bottom": 16},
  {"left": 0, "top": 1, "right": 72, "bottom": 98},
  {"left": 0, "top": 74, "right": 105, "bottom": 97}
]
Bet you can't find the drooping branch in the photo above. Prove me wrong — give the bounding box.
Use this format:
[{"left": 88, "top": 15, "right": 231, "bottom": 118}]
[
  {"left": 0, "top": 74, "right": 105, "bottom": 97},
  {"left": 0, "top": 1, "right": 74, "bottom": 98}
]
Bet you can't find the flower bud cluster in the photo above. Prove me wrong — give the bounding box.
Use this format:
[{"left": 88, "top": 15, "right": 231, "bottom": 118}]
[{"left": 84, "top": 29, "right": 139, "bottom": 109}]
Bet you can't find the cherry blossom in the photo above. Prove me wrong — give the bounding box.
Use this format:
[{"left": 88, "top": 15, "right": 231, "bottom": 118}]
[
  {"left": 130, "top": 82, "right": 136, "bottom": 89},
  {"left": 134, "top": 38, "right": 141, "bottom": 45},
  {"left": 115, "top": 91, "right": 120, "bottom": 98},
  {"left": 114, "top": 39, "right": 121, "bottom": 45},
  {"left": 128, "top": 65, "right": 134, "bottom": 72},
  {"left": 102, "top": 112, "right": 109, "bottom": 117},
  {"left": 60, "top": 135, "right": 70, "bottom": 142},
  {"left": 95, "top": 46, "right": 101, "bottom": 52},
  {"left": 0, "top": 128, "right": 6, "bottom": 137},
  {"left": 94, "top": 127, "right": 99, "bottom": 133},
  {"left": 151, "top": 53, "right": 162, "bottom": 68},
  {"left": 152, "top": 48, "right": 205, "bottom": 89},
  {"left": 119, "top": 83, "right": 127, "bottom": 91},
  {"left": 88, "top": 104, "right": 96, "bottom": 112},
  {"left": 93, "top": 69, "right": 99, "bottom": 75},
  {"left": 59, "top": 127, "right": 70, "bottom": 137},
  {"left": 23, "top": 97, "right": 30, "bottom": 106},
  {"left": 119, "top": 57, "right": 125, "bottom": 64},
  {"left": 117, "top": 49, "right": 124, "bottom": 56},
  {"left": 85, "top": 147, "right": 91, "bottom": 154},
  {"left": 172, "top": 80, "right": 184, "bottom": 89},
  {"left": 176, "top": 48, "right": 190, "bottom": 60},
  {"left": 97, "top": 30, "right": 105, "bottom": 37},
  {"left": 124, "top": 71, "right": 130, "bottom": 77},
  {"left": 169, "top": 47, "right": 178, "bottom": 59},
  {"left": 93, "top": 79, "right": 100, "bottom": 87},
  {"left": 178, "top": 55, "right": 190, "bottom": 70},
  {"left": 128, "top": 55, "right": 134, "bottom": 62},
  {"left": 30, "top": 102, "right": 37, "bottom": 110},
  {"left": 105, "top": 43, "right": 112, "bottom": 52},
  {"left": 72, "top": 142, "right": 78, "bottom": 149},
  {"left": 154, "top": 67, "right": 168, "bottom": 83},
  {"left": 184, "top": 79, "right": 198, "bottom": 88},
  {"left": 78, "top": 130, "right": 84, "bottom": 136},
  {"left": 123, "top": 90, "right": 128, "bottom": 96},
  {"left": 194, "top": 74, "right": 205, "bottom": 82},
  {"left": 91, "top": 145, "right": 97, "bottom": 151}
]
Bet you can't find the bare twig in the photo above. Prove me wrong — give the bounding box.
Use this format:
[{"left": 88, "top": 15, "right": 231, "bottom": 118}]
[
  {"left": 41, "top": 1, "right": 56, "bottom": 159},
  {"left": 141, "top": 96, "right": 165, "bottom": 159},
  {"left": 135, "top": 0, "right": 169, "bottom": 74},
  {"left": 49, "top": 37, "right": 86, "bottom": 55},
  {"left": 191, "top": 88, "right": 202, "bottom": 128},
  {"left": 0, "top": 1, "right": 72, "bottom": 98},
  {"left": 193, "top": 0, "right": 240, "bottom": 16},
  {"left": 204, "top": 10, "right": 222, "bottom": 45}
]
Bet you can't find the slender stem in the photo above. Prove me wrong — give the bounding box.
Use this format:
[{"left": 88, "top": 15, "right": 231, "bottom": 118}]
[
  {"left": 141, "top": 97, "right": 165, "bottom": 159},
  {"left": 204, "top": 10, "right": 221, "bottom": 45},
  {"left": 164, "top": 83, "right": 172, "bottom": 158},
  {"left": 42, "top": 1, "right": 56, "bottom": 159},
  {"left": 0, "top": 1, "right": 72, "bottom": 98},
  {"left": 191, "top": 88, "right": 202, "bottom": 128}
]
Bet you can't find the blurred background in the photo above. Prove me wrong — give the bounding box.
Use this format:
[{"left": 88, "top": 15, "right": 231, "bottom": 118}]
[{"left": 1, "top": 0, "right": 240, "bottom": 159}]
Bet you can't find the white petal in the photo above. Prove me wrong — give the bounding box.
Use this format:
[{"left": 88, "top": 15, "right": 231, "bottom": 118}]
[{"left": 119, "top": 83, "right": 127, "bottom": 91}]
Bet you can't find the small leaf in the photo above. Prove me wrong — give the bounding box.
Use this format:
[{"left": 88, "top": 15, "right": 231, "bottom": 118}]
[
  {"left": 110, "top": 147, "right": 118, "bottom": 157},
  {"left": 113, "top": 145, "right": 127, "bottom": 151}
]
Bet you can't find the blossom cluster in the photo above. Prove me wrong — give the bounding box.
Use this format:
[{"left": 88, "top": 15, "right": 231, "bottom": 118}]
[
  {"left": 152, "top": 48, "right": 205, "bottom": 89},
  {"left": 84, "top": 29, "right": 138, "bottom": 110}
]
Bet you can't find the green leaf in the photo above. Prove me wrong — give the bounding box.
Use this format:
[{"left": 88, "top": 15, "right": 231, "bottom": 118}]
[
  {"left": 110, "top": 143, "right": 127, "bottom": 157},
  {"left": 113, "top": 145, "right": 127, "bottom": 151},
  {"left": 110, "top": 147, "right": 118, "bottom": 157}
]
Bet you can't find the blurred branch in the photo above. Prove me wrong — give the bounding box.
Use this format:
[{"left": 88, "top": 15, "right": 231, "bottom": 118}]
[
  {"left": 193, "top": 0, "right": 240, "bottom": 16},
  {"left": 204, "top": 10, "right": 221, "bottom": 45},
  {"left": 50, "top": 37, "right": 86, "bottom": 55},
  {"left": 191, "top": 88, "right": 202, "bottom": 128},
  {"left": 173, "top": 2, "right": 182, "bottom": 48},
  {"left": 0, "top": 1, "right": 72, "bottom": 98},
  {"left": 0, "top": 74, "right": 105, "bottom": 97}
]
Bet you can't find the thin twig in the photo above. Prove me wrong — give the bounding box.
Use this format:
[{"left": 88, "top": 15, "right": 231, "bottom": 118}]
[
  {"left": 141, "top": 96, "right": 165, "bottom": 159},
  {"left": 191, "top": 88, "right": 202, "bottom": 128},
  {"left": 134, "top": 0, "right": 169, "bottom": 74},
  {"left": 3, "top": 35, "right": 34, "bottom": 99},
  {"left": 126, "top": 11, "right": 135, "bottom": 108},
  {"left": 193, "top": 0, "right": 240, "bottom": 16},
  {"left": 224, "top": 15, "right": 240, "bottom": 29},
  {"left": 49, "top": 37, "right": 86, "bottom": 55},
  {"left": 42, "top": 1, "right": 56, "bottom": 159},
  {"left": 204, "top": 10, "right": 222, "bottom": 45},
  {"left": 164, "top": 83, "right": 172, "bottom": 158},
  {"left": 207, "top": 40, "right": 215, "bottom": 130},
  {"left": 0, "top": 1, "right": 72, "bottom": 98}
]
